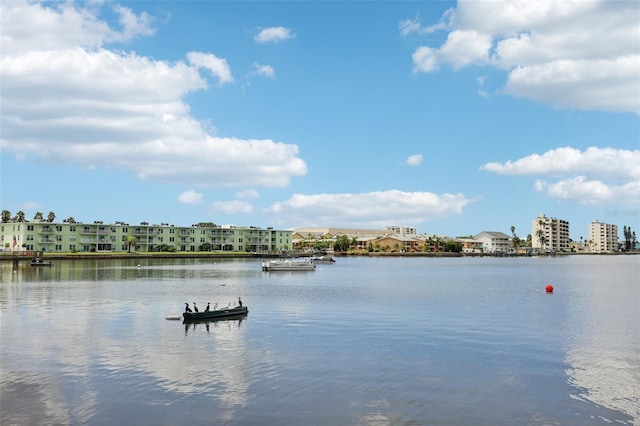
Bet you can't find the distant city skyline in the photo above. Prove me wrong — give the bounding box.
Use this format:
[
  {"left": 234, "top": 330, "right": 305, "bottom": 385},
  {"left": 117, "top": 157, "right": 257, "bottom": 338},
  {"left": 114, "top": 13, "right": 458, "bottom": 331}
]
[{"left": 1, "top": 1, "right": 638, "bottom": 241}]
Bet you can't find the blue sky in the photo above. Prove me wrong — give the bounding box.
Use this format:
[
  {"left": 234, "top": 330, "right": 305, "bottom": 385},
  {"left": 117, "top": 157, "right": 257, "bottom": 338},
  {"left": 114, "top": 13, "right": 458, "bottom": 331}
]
[{"left": 1, "top": 0, "right": 639, "bottom": 240}]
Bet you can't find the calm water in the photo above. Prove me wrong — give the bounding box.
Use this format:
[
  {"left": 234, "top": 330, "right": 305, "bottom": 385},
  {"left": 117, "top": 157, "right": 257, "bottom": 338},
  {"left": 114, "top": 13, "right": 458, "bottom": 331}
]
[{"left": 1, "top": 255, "right": 638, "bottom": 425}]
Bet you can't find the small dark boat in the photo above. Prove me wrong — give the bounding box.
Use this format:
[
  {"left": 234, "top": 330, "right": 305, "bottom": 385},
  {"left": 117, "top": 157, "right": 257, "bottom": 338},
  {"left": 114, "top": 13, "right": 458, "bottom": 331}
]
[
  {"left": 30, "top": 250, "right": 53, "bottom": 267},
  {"left": 183, "top": 305, "right": 248, "bottom": 321}
]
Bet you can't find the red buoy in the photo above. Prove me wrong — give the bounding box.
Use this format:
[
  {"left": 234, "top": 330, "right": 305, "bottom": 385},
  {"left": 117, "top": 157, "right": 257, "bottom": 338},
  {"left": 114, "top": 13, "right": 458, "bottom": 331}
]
[{"left": 545, "top": 284, "right": 554, "bottom": 293}]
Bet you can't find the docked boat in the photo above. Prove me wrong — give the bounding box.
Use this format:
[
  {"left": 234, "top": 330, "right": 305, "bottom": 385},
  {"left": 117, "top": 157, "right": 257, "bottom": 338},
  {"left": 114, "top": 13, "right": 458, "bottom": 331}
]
[
  {"left": 261, "top": 259, "right": 316, "bottom": 271},
  {"left": 310, "top": 255, "right": 335, "bottom": 264},
  {"left": 183, "top": 305, "right": 248, "bottom": 321},
  {"left": 30, "top": 258, "right": 53, "bottom": 267},
  {"left": 30, "top": 260, "right": 54, "bottom": 267},
  {"left": 30, "top": 250, "right": 53, "bottom": 266}
]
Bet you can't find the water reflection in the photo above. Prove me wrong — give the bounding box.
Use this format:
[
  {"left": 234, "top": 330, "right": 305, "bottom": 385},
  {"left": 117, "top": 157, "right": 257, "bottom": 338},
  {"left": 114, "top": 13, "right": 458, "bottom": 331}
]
[
  {"left": 560, "top": 256, "right": 640, "bottom": 423},
  {"left": 183, "top": 316, "right": 247, "bottom": 335},
  {"left": 566, "top": 347, "right": 640, "bottom": 423}
]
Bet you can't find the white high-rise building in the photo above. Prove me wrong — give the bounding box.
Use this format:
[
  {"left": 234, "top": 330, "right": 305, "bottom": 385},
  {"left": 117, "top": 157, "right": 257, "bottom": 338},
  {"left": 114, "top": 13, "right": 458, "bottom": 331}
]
[
  {"left": 532, "top": 214, "right": 570, "bottom": 252},
  {"left": 588, "top": 220, "right": 618, "bottom": 252}
]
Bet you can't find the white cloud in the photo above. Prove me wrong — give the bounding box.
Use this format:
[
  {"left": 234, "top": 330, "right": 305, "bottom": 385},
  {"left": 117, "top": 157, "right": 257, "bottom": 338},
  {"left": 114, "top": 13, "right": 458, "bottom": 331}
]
[
  {"left": 399, "top": 11, "right": 453, "bottom": 37},
  {"left": 0, "top": 2, "right": 154, "bottom": 55},
  {"left": 0, "top": 1, "right": 307, "bottom": 189},
  {"left": 412, "top": 46, "right": 439, "bottom": 73},
  {"left": 265, "top": 190, "right": 474, "bottom": 228},
  {"left": 407, "top": 0, "right": 640, "bottom": 114},
  {"left": 477, "top": 75, "right": 489, "bottom": 97},
  {"left": 482, "top": 146, "right": 640, "bottom": 206},
  {"left": 405, "top": 154, "right": 423, "bottom": 166},
  {"left": 480, "top": 147, "right": 640, "bottom": 181},
  {"left": 437, "top": 30, "right": 492, "bottom": 70},
  {"left": 254, "top": 26, "right": 295, "bottom": 44},
  {"left": 186, "top": 51, "right": 233, "bottom": 85},
  {"left": 535, "top": 177, "right": 640, "bottom": 207},
  {"left": 111, "top": 4, "right": 155, "bottom": 42},
  {"left": 250, "top": 63, "right": 276, "bottom": 78},
  {"left": 211, "top": 200, "right": 253, "bottom": 214},
  {"left": 177, "top": 190, "right": 203, "bottom": 204},
  {"left": 236, "top": 189, "right": 259, "bottom": 200},
  {"left": 399, "top": 17, "right": 422, "bottom": 37}
]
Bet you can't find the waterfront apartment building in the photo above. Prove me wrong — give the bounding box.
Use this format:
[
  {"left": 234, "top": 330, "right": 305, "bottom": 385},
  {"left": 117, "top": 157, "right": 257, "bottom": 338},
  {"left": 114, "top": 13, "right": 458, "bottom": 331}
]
[
  {"left": 588, "top": 220, "right": 618, "bottom": 252},
  {"left": 0, "top": 220, "right": 292, "bottom": 254},
  {"left": 532, "top": 214, "right": 570, "bottom": 252},
  {"left": 473, "top": 231, "right": 512, "bottom": 253}
]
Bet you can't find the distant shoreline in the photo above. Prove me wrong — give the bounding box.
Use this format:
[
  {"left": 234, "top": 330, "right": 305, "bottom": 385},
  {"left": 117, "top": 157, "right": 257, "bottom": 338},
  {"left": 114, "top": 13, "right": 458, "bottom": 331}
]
[{"left": 2, "top": 250, "right": 635, "bottom": 263}]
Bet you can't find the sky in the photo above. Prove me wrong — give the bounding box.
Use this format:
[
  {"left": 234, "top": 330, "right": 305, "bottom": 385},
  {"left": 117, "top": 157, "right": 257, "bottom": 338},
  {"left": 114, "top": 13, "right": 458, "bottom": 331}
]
[{"left": 1, "top": 0, "right": 639, "bottom": 241}]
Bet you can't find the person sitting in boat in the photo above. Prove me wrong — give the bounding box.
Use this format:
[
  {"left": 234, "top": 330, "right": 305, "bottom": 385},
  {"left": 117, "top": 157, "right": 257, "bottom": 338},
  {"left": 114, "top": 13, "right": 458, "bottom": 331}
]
[
  {"left": 184, "top": 303, "right": 193, "bottom": 313},
  {"left": 238, "top": 297, "right": 242, "bottom": 307},
  {"left": 193, "top": 302, "right": 199, "bottom": 312},
  {"left": 205, "top": 302, "right": 210, "bottom": 312}
]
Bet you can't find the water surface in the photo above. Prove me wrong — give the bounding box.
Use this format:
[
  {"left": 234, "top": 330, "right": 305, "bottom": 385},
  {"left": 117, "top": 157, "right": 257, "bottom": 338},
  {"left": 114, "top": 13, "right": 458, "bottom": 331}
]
[{"left": 1, "top": 256, "right": 638, "bottom": 425}]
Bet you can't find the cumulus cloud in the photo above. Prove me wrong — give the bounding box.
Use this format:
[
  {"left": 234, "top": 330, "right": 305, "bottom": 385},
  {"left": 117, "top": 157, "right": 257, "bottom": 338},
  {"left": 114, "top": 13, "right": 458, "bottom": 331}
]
[
  {"left": 480, "top": 147, "right": 640, "bottom": 181},
  {"left": 0, "top": 1, "right": 307, "bottom": 189},
  {"left": 535, "top": 178, "right": 640, "bottom": 207},
  {"left": 177, "top": 190, "right": 203, "bottom": 204},
  {"left": 482, "top": 147, "right": 640, "bottom": 206},
  {"left": 254, "top": 26, "right": 295, "bottom": 44},
  {"left": 0, "top": 1, "right": 154, "bottom": 54},
  {"left": 265, "top": 190, "right": 474, "bottom": 228},
  {"left": 405, "top": 0, "right": 640, "bottom": 114},
  {"left": 405, "top": 154, "right": 423, "bottom": 166}
]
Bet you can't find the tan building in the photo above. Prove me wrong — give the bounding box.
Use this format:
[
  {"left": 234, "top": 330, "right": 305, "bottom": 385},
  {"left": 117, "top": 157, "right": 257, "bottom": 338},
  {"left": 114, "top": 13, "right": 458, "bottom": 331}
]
[
  {"left": 292, "top": 226, "right": 418, "bottom": 251},
  {"left": 588, "top": 220, "right": 618, "bottom": 252},
  {"left": 532, "top": 214, "right": 570, "bottom": 252}
]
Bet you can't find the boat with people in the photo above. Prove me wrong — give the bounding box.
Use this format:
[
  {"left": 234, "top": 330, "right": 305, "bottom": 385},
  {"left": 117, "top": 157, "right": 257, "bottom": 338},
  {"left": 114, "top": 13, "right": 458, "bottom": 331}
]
[
  {"left": 261, "top": 259, "right": 316, "bottom": 271},
  {"left": 310, "top": 255, "right": 335, "bottom": 264},
  {"left": 182, "top": 304, "right": 248, "bottom": 322}
]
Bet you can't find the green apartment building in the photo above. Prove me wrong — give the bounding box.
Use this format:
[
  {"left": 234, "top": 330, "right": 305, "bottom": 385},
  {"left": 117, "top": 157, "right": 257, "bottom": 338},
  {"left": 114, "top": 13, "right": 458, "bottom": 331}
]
[{"left": 0, "top": 220, "right": 292, "bottom": 254}]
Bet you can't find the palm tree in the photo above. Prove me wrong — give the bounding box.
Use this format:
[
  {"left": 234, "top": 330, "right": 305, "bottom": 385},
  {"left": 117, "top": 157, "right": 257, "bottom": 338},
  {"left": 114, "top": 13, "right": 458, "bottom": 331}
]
[
  {"left": 34, "top": 211, "right": 44, "bottom": 220},
  {"left": 536, "top": 229, "right": 547, "bottom": 250},
  {"left": 64, "top": 217, "right": 76, "bottom": 224},
  {"left": 14, "top": 211, "right": 26, "bottom": 222},
  {"left": 350, "top": 236, "right": 358, "bottom": 250},
  {"left": 125, "top": 235, "right": 138, "bottom": 253},
  {"left": 1, "top": 210, "right": 11, "bottom": 223},
  {"left": 47, "top": 211, "right": 56, "bottom": 222}
]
